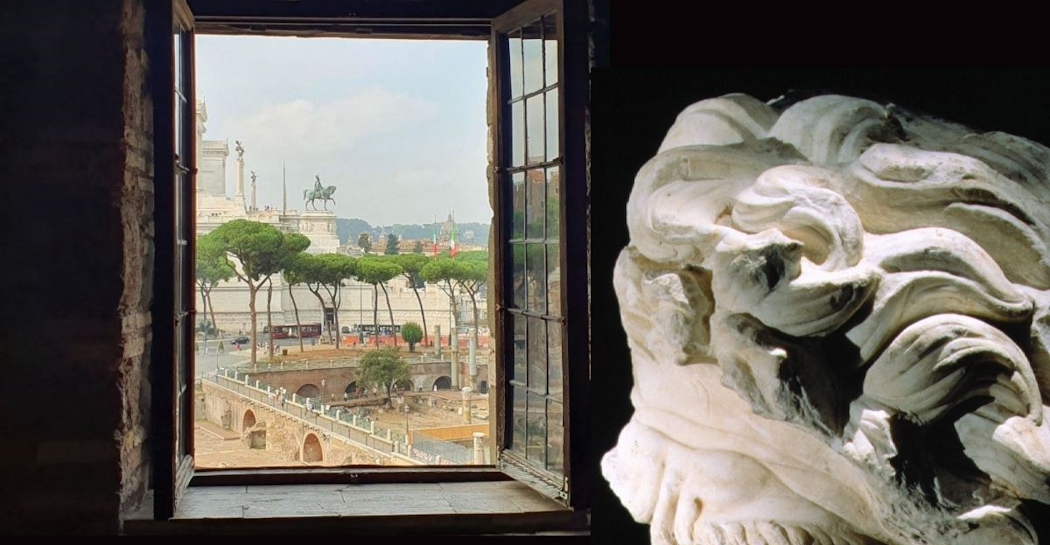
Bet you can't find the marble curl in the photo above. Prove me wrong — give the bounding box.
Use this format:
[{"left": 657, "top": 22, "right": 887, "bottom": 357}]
[{"left": 602, "top": 94, "right": 1050, "bottom": 545}]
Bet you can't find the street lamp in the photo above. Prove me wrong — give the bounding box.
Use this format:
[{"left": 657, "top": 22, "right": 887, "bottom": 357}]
[{"left": 321, "top": 379, "right": 326, "bottom": 404}]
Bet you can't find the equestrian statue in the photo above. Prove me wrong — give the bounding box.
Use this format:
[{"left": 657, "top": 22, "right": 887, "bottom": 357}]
[{"left": 304, "top": 175, "right": 337, "bottom": 210}]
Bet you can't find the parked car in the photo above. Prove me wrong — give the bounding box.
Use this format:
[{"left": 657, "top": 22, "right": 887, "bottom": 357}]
[
  {"left": 341, "top": 326, "right": 350, "bottom": 334},
  {"left": 231, "top": 336, "right": 250, "bottom": 346}
]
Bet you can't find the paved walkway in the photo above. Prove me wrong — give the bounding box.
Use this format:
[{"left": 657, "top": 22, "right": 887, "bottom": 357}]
[{"left": 195, "top": 420, "right": 240, "bottom": 440}]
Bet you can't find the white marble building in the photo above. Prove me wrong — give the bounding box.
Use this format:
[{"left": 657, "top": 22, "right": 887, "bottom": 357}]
[{"left": 194, "top": 100, "right": 485, "bottom": 337}]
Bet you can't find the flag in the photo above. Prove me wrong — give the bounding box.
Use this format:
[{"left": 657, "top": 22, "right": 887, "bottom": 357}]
[
  {"left": 449, "top": 216, "right": 457, "bottom": 257},
  {"left": 431, "top": 216, "right": 438, "bottom": 257}
]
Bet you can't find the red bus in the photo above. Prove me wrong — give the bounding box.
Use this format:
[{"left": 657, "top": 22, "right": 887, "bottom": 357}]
[{"left": 263, "top": 323, "right": 322, "bottom": 339}]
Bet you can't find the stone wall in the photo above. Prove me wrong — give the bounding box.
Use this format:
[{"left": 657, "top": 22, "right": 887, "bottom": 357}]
[
  {"left": 199, "top": 380, "right": 402, "bottom": 466},
  {"left": 0, "top": 0, "right": 151, "bottom": 533}
]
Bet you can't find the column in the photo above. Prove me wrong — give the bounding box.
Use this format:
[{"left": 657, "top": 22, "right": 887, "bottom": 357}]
[
  {"left": 461, "top": 387, "right": 472, "bottom": 423},
  {"left": 473, "top": 432, "right": 485, "bottom": 465},
  {"left": 434, "top": 325, "right": 442, "bottom": 358},
  {"left": 468, "top": 336, "right": 478, "bottom": 390}
]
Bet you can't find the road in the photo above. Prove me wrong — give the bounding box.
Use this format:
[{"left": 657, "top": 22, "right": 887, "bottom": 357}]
[
  {"left": 193, "top": 335, "right": 331, "bottom": 379},
  {"left": 194, "top": 336, "right": 250, "bottom": 378}
]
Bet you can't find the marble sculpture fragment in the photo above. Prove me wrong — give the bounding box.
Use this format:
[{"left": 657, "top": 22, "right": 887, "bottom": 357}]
[{"left": 601, "top": 93, "right": 1050, "bottom": 545}]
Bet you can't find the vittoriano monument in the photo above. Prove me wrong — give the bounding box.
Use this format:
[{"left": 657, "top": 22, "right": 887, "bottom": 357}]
[
  {"left": 304, "top": 174, "right": 336, "bottom": 210},
  {"left": 601, "top": 93, "right": 1050, "bottom": 545}
]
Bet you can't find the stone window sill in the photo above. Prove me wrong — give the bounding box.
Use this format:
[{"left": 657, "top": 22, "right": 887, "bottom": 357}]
[{"left": 123, "top": 480, "right": 588, "bottom": 536}]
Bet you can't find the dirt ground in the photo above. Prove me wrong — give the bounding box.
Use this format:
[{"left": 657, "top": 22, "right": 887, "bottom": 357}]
[
  {"left": 194, "top": 421, "right": 308, "bottom": 469},
  {"left": 367, "top": 393, "right": 490, "bottom": 431}
]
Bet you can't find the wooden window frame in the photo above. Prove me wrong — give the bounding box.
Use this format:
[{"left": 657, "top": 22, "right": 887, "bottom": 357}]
[
  {"left": 492, "top": 0, "right": 590, "bottom": 507},
  {"left": 146, "top": 0, "right": 592, "bottom": 528}
]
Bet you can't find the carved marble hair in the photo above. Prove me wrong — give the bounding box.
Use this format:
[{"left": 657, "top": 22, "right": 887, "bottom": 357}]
[{"left": 601, "top": 93, "right": 1050, "bottom": 545}]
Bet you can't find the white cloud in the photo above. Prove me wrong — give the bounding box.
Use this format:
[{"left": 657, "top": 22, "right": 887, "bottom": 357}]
[
  {"left": 232, "top": 88, "right": 438, "bottom": 157},
  {"left": 195, "top": 37, "right": 489, "bottom": 225}
]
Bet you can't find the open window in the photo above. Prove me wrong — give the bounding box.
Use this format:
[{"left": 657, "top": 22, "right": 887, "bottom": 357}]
[
  {"left": 493, "top": 0, "right": 589, "bottom": 506},
  {"left": 149, "top": 0, "right": 197, "bottom": 520},
  {"left": 146, "top": 0, "right": 592, "bottom": 529}
]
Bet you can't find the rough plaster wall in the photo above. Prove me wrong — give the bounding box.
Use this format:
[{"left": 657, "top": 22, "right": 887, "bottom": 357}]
[
  {"left": 117, "top": 0, "right": 154, "bottom": 524},
  {"left": 0, "top": 0, "right": 133, "bottom": 534},
  {"left": 485, "top": 39, "right": 499, "bottom": 460}
]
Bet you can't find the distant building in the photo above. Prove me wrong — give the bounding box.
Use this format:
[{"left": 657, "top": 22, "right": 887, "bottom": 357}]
[
  {"left": 194, "top": 102, "right": 485, "bottom": 336},
  {"left": 194, "top": 99, "right": 339, "bottom": 254}
]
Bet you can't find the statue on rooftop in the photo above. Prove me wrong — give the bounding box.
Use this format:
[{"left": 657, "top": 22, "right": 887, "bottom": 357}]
[{"left": 304, "top": 174, "right": 336, "bottom": 211}]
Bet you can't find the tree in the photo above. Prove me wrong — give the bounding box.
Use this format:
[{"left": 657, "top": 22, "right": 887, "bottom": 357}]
[
  {"left": 357, "top": 233, "right": 371, "bottom": 253},
  {"left": 358, "top": 347, "right": 409, "bottom": 407},
  {"left": 421, "top": 253, "right": 488, "bottom": 350},
  {"left": 421, "top": 256, "right": 462, "bottom": 347},
  {"left": 355, "top": 256, "right": 403, "bottom": 347},
  {"left": 401, "top": 322, "right": 423, "bottom": 352},
  {"left": 195, "top": 231, "right": 234, "bottom": 347},
  {"left": 301, "top": 253, "right": 356, "bottom": 349},
  {"left": 412, "top": 240, "right": 423, "bottom": 254},
  {"left": 384, "top": 233, "right": 399, "bottom": 255},
  {"left": 258, "top": 233, "right": 310, "bottom": 360},
  {"left": 394, "top": 253, "right": 431, "bottom": 345},
  {"left": 210, "top": 220, "right": 308, "bottom": 368},
  {"left": 282, "top": 253, "right": 313, "bottom": 353},
  {"left": 452, "top": 255, "right": 487, "bottom": 350}
]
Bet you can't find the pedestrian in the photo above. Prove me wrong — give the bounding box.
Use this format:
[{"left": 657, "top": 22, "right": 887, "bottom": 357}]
[
  {"left": 306, "top": 398, "right": 313, "bottom": 413},
  {"left": 343, "top": 392, "right": 348, "bottom": 402}
]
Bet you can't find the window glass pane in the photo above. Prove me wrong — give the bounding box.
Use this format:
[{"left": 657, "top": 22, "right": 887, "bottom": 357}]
[
  {"left": 511, "top": 100, "right": 525, "bottom": 167},
  {"left": 511, "top": 243, "right": 526, "bottom": 309},
  {"left": 522, "top": 20, "right": 543, "bottom": 95},
  {"left": 546, "top": 399, "right": 564, "bottom": 475},
  {"left": 508, "top": 29, "right": 523, "bottom": 98},
  {"left": 547, "top": 321, "right": 563, "bottom": 400},
  {"left": 545, "top": 167, "right": 559, "bottom": 241},
  {"left": 545, "top": 89, "right": 559, "bottom": 161},
  {"left": 174, "top": 99, "right": 183, "bottom": 158},
  {"left": 511, "top": 171, "right": 525, "bottom": 240},
  {"left": 528, "top": 317, "right": 546, "bottom": 393},
  {"left": 546, "top": 243, "right": 560, "bottom": 318},
  {"left": 173, "top": 33, "right": 182, "bottom": 91},
  {"left": 526, "top": 391, "right": 547, "bottom": 464},
  {"left": 513, "top": 313, "right": 527, "bottom": 383},
  {"left": 543, "top": 15, "right": 558, "bottom": 87},
  {"left": 526, "top": 168, "right": 545, "bottom": 240},
  {"left": 526, "top": 243, "right": 546, "bottom": 313},
  {"left": 526, "top": 93, "right": 544, "bottom": 165},
  {"left": 511, "top": 385, "right": 527, "bottom": 458}
]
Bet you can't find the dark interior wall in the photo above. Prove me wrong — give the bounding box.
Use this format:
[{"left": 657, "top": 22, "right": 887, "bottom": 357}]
[
  {"left": 590, "top": 68, "right": 1050, "bottom": 544},
  {"left": 0, "top": 0, "right": 153, "bottom": 534}
]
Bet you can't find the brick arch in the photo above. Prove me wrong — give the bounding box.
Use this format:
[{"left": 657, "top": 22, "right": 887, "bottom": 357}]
[
  {"left": 296, "top": 383, "right": 320, "bottom": 400},
  {"left": 242, "top": 408, "right": 257, "bottom": 430},
  {"left": 433, "top": 376, "right": 451, "bottom": 390},
  {"left": 343, "top": 381, "right": 357, "bottom": 394},
  {"left": 302, "top": 433, "right": 323, "bottom": 463}
]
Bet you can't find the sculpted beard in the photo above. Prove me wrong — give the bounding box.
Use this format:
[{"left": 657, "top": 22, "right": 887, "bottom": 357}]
[{"left": 603, "top": 93, "right": 1050, "bottom": 545}]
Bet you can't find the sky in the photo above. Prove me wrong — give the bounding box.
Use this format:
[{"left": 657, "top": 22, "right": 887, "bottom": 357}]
[{"left": 195, "top": 35, "right": 490, "bottom": 226}]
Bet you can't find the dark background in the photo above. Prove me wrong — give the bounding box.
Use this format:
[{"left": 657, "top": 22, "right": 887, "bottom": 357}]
[{"left": 589, "top": 66, "right": 1050, "bottom": 544}]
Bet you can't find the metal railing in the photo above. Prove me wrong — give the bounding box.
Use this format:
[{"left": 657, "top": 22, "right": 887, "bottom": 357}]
[
  {"left": 206, "top": 367, "right": 473, "bottom": 466},
  {"left": 232, "top": 352, "right": 451, "bottom": 373}
]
